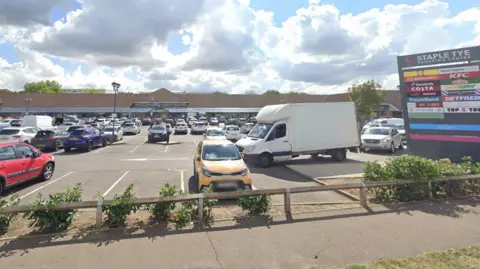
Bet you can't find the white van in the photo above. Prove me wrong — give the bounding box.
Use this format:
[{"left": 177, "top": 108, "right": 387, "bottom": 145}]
[
  {"left": 236, "top": 103, "right": 360, "bottom": 167},
  {"left": 21, "top": 115, "right": 56, "bottom": 130}
]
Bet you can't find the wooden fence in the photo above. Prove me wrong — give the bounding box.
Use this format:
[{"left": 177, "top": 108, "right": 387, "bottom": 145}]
[{"left": 1, "top": 174, "right": 479, "bottom": 229}]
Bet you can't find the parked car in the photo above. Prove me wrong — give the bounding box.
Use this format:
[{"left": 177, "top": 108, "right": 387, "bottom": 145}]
[
  {"left": 67, "top": 125, "right": 86, "bottom": 133},
  {"left": 191, "top": 121, "right": 208, "bottom": 135},
  {"left": 10, "top": 119, "right": 22, "bottom": 127},
  {"left": 193, "top": 140, "right": 252, "bottom": 192},
  {"left": 0, "top": 119, "right": 15, "bottom": 129},
  {"left": 165, "top": 118, "right": 175, "bottom": 127},
  {"left": 147, "top": 125, "right": 169, "bottom": 143},
  {"left": 187, "top": 117, "right": 197, "bottom": 127},
  {"left": 199, "top": 117, "right": 208, "bottom": 124},
  {"left": 395, "top": 124, "right": 406, "bottom": 143},
  {"left": 240, "top": 123, "right": 255, "bottom": 134},
  {"left": 64, "top": 127, "right": 110, "bottom": 152},
  {"left": 0, "top": 127, "right": 41, "bottom": 144},
  {"left": 31, "top": 130, "right": 68, "bottom": 151},
  {"left": 225, "top": 125, "right": 242, "bottom": 141},
  {"left": 174, "top": 122, "right": 188, "bottom": 134},
  {"left": 57, "top": 122, "right": 77, "bottom": 131},
  {"left": 123, "top": 122, "right": 140, "bottom": 134},
  {"left": 203, "top": 128, "right": 227, "bottom": 140},
  {"left": 0, "top": 142, "right": 55, "bottom": 195},
  {"left": 142, "top": 118, "right": 152, "bottom": 125},
  {"left": 360, "top": 127, "right": 403, "bottom": 153},
  {"left": 102, "top": 126, "right": 123, "bottom": 142},
  {"left": 209, "top": 117, "right": 219, "bottom": 125}
]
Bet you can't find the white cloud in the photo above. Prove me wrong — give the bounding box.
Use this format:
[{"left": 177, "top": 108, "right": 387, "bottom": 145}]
[{"left": 0, "top": 0, "right": 479, "bottom": 94}]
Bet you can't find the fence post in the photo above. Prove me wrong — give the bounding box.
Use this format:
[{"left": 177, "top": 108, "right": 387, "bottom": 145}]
[
  {"left": 428, "top": 180, "right": 433, "bottom": 199},
  {"left": 284, "top": 187, "right": 291, "bottom": 216},
  {"left": 198, "top": 193, "right": 204, "bottom": 223},
  {"left": 96, "top": 199, "right": 103, "bottom": 229},
  {"left": 359, "top": 183, "right": 367, "bottom": 207}
]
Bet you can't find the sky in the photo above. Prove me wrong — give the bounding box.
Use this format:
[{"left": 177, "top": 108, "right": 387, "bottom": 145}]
[{"left": 0, "top": 0, "right": 479, "bottom": 94}]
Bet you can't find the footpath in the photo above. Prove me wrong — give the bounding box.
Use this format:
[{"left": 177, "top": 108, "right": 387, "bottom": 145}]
[{"left": 1, "top": 199, "right": 480, "bottom": 269}]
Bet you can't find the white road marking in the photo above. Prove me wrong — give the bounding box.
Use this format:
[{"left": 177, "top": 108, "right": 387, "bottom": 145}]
[
  {"left": 193, "top": 140, "right": 197, "bottom": 146},
  {"left": 103, "top": 171, "right": 130, "bottom": 196},
  {"left": 164, "top": 145, "right": 169, "bottom": 152},
  {"left": 252, "top": 185, "right": 257, "bottom": 190},
  {"left": 120, "top": 158, "right": 189, "bottom": 161},
  {"left": 179, "top": 170, "right": 185, "bottom": 192},
  {"left": 20, "top": 172, "right": 74, "bottom": 199},
  {"left": 129, "top": 144, "right": 142, "bottom": 153},
  {"left": 93, "top": 147, "right": 107, "bottom": 154}
]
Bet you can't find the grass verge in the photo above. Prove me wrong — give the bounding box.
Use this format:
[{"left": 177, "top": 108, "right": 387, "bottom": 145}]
[{"left": 324, "top": 246, "right": 480, "bottom": 269}]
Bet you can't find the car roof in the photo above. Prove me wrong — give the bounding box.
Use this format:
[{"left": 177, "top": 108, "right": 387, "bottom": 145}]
[
  {"left": 369, "top": 127, "right": 391, "bottom": 130},
  {"left": 2, "top": 127, "right": 24, "bottom": 130},
  {"left": 226, "top": 125, "right": 238, "bottom": 127},
  {"left": 206, "top": 127, "right": 222, "bottom": 130},
  {"left": 202, "top": 139, "right": 233, "bottom": 146}
]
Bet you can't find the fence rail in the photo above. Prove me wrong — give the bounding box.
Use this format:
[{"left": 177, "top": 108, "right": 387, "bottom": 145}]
[{"left": 1, "top": 174, "right": 479, "bottom": 229}]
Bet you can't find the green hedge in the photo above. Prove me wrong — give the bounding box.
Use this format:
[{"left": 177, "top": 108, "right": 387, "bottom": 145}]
[{"left": 363, "top": 156, "right": 480, "bottom": 202}]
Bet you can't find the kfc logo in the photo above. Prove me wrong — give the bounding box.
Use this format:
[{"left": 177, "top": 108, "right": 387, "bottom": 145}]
[{"left": 450, "top": 73, "right": 469, "bottom": 78}]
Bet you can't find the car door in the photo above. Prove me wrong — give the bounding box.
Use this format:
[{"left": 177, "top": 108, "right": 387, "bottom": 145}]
[
  {"left": 14, "top": 144, "right": 43, "bottom": 180},
  {"left": 0, "top": 145, "right": 25, "bottom": 186},
  {"left": 266, "top": 122, "right": 292, "bottom": 162},
  {"left": 194, "top": 141, "right": 203, "bottom": 175},
  {"left": 92, "top": 128, "right": 102, "bottom": 146},
  {"left": 391, "top": 128, "right": 401, "bottom": 147}
]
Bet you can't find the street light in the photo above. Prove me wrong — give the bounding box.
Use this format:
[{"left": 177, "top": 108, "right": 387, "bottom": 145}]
[
  {"left": 25, "top": 97, "right": 32, "bottom": 115},
  {"left": 111, "top": 82, "right": 121, "bottom": 141}
]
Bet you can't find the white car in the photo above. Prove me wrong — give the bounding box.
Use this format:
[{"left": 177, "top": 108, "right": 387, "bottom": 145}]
[
  {"left": 209, "top": 117, "right": 219, "bottom": 125},
  {"left": 176, "top": 119, "right": 186, "bottom": 124},
  {"left": 394, "top": 124, "right": 406, "bottom": 143},
  {"left": 0, "top": 127, "right": 41, "bottom": 144},
  {"left": 191, "top": 122, "right": 207, "bottom": 134},
  {"left": 240, "top": 123, "right": 255, "bottom": 134},
  {"left": 203, "top": 128, "right": 227, "bottom": 140},
  {"left": 224, "top": 125, "right": 242, "bottom": 141},
  {"left": 187, "top": 117, "right": 197, "bottom": 127},
  {"left": 95, "top": 118, "right": 109, "bottom": 126},
  {"left": 165, "top": 123, "right": 173, "bottom": 134},
  {"left": 361, "top": 127, "right": 403, "bottom": 153},
  {"left": 199, "top": 117, "right": 208, "bottom": 124},
  {"left": 174, "top": 122, "right": 188, "bottom": 134},
  {"left": 123, "top": 122, "right": 140, "bottom": 134},
  {"left": 102, "top": 126, "right": 123, "bottom": 141}
]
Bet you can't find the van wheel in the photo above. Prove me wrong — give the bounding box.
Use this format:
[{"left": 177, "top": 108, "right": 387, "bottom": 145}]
[
  {"left": 259, "top": 153, "right": 273, "bottom": 168},
  {"left": 40, "top": 162, "right": 54, "bottom": 181},
  {"left": 399, "top": 143, "right": 404, "bottom": 150},
  {"left": 331, "top": 149, "right": 346, "bottom": 162}
]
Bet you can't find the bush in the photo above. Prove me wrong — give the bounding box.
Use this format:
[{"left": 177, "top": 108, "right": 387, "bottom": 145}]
[
  {"left": 24, "top": 183, "right": 82, "bottom": 232},
  {"left": 237, "top": 194, "right": 271, "bottom": 216},
  {"left": 172, "top": 188, "right": 217, "bottom": 228},
  {"left": 147, "top": 183, "right": 178, "bottom": 221},
  {"left": 101, "top": 184, "right": 140, "bottom": 228},
  {"left": 363, "top": 156, "right": 480, "bottom": 202},
  {"left": 0, "top": 195, "right": 20, "bottom": 234}
]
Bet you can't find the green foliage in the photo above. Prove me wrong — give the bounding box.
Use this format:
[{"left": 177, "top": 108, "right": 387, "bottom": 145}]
[
  {"left": 101, "top": 184, "right": 140, "bottom": 228},
  {"left": 363, "top": 156, "right": 480, "bottom": 202},
  {"left": 263, "top": 89, "right": 281, "bottom": 95},
  {"left": 348, "top": 80, "right": 386, "bottom": 119},
  {"left": 23, "top": 80, "right": 64, "bottom": 93},
  {"left": 0, "top": 195, "right": 20, "bottom": 234},
  {"left": 172, "top": 188, "right": 217, "bottom": 228},
  {"left": 24, "top": 184, "right": 82, "bottom": 232},
  {"left": 237, "top": 194, "right": 271, "bottom": 216},
  {"left": 213, "top": 90, "right": 229, "bottom": 95},
  {"left": 287, "top": 91, "right": 307, "bottom": 95},
  {"left": 245, "top": 89, "right": 257, "bottom": 94},
  {"left": 147, "top": 183, "right": 178, "bottom": 221},
  {"left": 0, "top": 89, "right": 12, "bottom": 93}
]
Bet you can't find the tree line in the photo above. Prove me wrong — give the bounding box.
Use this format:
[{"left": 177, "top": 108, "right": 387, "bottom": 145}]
[{"left": 1, "top": 80, "right": 386, "bottom": 119}]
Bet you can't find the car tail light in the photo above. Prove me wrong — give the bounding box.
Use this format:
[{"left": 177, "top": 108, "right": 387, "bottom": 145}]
[
  {"left": 12, "top": 135, "right": 22, "bottom": 139},
  {"left": 48, "top": 137, "right": 55, "bottom": 141},
  {"left": 31, "top": 138, "right": 36, "bottom": 141}
]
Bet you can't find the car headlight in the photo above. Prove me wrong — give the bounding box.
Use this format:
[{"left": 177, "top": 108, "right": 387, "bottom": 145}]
[
  {"left": 245, "top": 145, "right": 255, "bottom": 152},
  {"left": 201, "top": 165, "right": 212, "bottom": 177},
  {"left": 240, "top": 166, "right": 249, "bottom": 176},
  {"left": 381, "top": 137, "right": 391, "bottom": 143}
]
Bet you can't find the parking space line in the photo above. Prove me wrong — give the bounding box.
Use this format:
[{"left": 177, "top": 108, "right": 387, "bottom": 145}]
[
  {"left": 179, "top": 170, "right": 185, "bottom": 192},
  {"left": 193, "top": 140, "right": 197, "bottom": 146},
  {"left": 93, "top": 147, "right": 107, "bottom": 154},
  {"left": 165, "top": 145, "right": 169, "bottom": 152},
  {"left": 252, "top": 185, "right": 257, "bottom": 190},
  {"left": 130, "top": 144, "right": 142, "bottom": 153},
  {"left": 103, "top": 171, "right": 130, "bottom": 196},
  {"left": 20, "top": 172, "right": 74, "bottom": 199}
]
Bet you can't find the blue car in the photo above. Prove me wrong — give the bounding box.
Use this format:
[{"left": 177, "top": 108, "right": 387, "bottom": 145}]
[{"left": 64, "top": 127, "right": 110, "bottom": 152}]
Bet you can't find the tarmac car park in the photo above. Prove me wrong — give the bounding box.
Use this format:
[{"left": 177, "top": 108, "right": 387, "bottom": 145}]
[{"left": 1, "top": 124, "right": 405, "bottom": 208}]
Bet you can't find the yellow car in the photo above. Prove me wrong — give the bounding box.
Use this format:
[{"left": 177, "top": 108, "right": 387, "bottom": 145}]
[{"left": 194, "top": 139, "right": 252, "bottom": 192}]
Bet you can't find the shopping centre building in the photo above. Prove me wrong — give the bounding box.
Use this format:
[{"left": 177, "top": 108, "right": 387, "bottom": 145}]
[{"left": 0, "top": 88, "right": 403, "bottom": 118}]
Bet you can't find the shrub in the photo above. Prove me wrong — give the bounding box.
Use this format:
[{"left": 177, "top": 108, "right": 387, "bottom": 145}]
[
  {"left": 0, "top": 195, "right": 20, "bottom": 234},
  {"left": 172, "top": 188, "right": 217, "bottom": 228},
  {"left": 237, "top": 194, "right": 271, "bottom": 216},
  {"left": 147, "top": 183, "right": 178, "bottom": 221},
  {"left": 102, "top": 184, "right": 140, "bottom": 228},
  {"left": 24, "top": 183, "right": 82, "bottom": 232}
]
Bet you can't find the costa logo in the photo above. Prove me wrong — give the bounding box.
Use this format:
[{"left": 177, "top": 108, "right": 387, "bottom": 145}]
[{"left": 405, "top": 85, "right": 440, "bottom": 93}]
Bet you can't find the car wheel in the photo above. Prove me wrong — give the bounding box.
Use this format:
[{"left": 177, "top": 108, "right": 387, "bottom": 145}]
[
  {"left": 259, "top": 153, "right": 273, "bottom": 168},
  {"left": 40, "top": 162, "right": 54, "bottom": 181},
  {"left": 390, "top": 142, "right": 395, "bottom": 153},
  {"left": 0, "top": 179, "right": 5, "bottom": 196},
  {"left": 24, "top": 140, "right": 29, "bottom": 144},
  {"left": 399, "top": 142, "right": 404, "bottom": 150},
  {"left": 87, "top": 141, "right": 93, "bottom": 152},
  {"left": 102, "top": 139, "right": 107, "bottom": 147},
  {"left": 64, "top": 147, "right": 71, "bottom": 152},
  {"left": 54, "top": 141, "right": 61, "bottom": 151}
]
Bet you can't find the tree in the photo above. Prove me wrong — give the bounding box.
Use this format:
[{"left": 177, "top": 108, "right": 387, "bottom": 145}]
[
  {"left": 23, "top": 80, "right": 64, "bottom": 93},
  {"left": 245, "top": 89, "right": 256, "bottom": 95},
  {"left": 84, "top": 88, "right": 106, "bottom": 94},
  {"left": 348, "top": 80, "right": 386, "bottom": 119},
  {"left": 263, "top": 89, "right": 281, "bottom": 95},
  {"left": 0, "top": 89, "right": 12, "bottom": 93},
  {"left": 287, "top": 91, "right": 307, "bottom": 95},
  {"left": 213, "top": 90, "right": 228, "bottom": 95}
]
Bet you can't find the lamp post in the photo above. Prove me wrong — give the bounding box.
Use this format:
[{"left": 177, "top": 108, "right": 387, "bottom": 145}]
[
  {"left": 25, "top": 97, "right": 32, "bottom": 115},
  {"left": 111, "top": 82, "right": 121, "bottom": 140}
]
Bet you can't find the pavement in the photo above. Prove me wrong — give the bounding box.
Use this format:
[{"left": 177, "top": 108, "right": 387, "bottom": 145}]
[
  {"left": 1, "top": 199, "right": 479, "bottom": 269},
  {"left": 2, "top": 126, "right": 402, "bottom": 205}
]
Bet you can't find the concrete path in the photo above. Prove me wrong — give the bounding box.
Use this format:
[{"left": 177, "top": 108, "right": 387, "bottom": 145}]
[{"left": 1, "top": 199, "right": 480, "bottom": 269}]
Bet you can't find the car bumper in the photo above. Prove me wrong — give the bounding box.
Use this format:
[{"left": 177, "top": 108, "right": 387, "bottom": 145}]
[
  {"left": 31, "top": 141, "right": 56, "bottom": 150},
  {"left": 148, "top": 134, "right": 168, "bottom": 142},
  {"left": 64, "top": 140, "right": 88, "bottom": 148},
  {"left": 175, "top": 129, "right": 188, "bottom": 133},
  {"left": 361, "top": 143, "right": 391, "bottom": 150},
  {"left": 198, "top": 173, "right": 253, "bottom": 191},
  {"left": 226, "top": 135, "right": 242, "bottom": 140}
]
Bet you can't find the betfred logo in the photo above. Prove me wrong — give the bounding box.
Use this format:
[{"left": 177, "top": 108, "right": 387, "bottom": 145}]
[
  {"left": 449, "top": 73, "right": 470, "bottom": 78},
  {"left": 452, "top": 79, "right": 468, "bottom": 84}
]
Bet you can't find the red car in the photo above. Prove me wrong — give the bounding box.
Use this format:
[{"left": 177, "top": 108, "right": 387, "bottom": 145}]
[{"left": 0, "top": 142, "right": 55, "bottom": 195}]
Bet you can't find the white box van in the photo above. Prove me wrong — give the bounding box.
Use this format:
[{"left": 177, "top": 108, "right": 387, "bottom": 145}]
[
  {"left": 235, "top": 103, "right": 360, "bottom": 167},
  {"left": 21, "top": 115, "right": 56, "bottom": 130}
]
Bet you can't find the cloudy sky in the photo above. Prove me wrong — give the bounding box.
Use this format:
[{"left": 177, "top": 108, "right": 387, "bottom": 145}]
[{"left": 0, "top": 0, "right": 479, "bottom": 94}]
